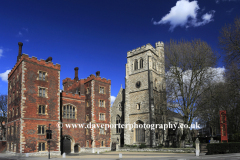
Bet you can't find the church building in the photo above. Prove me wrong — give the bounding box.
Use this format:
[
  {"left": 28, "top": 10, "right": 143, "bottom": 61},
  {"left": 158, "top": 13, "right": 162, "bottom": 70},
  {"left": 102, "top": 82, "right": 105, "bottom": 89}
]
[{"left": 111, "top": 42, "right": 183, "bottom": 148}]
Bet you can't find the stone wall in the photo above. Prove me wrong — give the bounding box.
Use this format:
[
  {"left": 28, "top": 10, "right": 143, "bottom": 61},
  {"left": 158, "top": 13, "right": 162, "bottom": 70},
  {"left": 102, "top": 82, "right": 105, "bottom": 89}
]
[{"left": 117, "top": 147, "right": 195, "bottom": 153}]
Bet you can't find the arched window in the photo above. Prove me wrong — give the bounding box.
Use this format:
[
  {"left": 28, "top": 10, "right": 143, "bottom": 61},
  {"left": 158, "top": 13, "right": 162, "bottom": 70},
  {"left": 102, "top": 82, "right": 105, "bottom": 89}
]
[
  {"left": 134, "top": 59, "right": 138, "bottom": 70},
  {"left": 139, "top": 58, "right": 143, "bottom": 69},
  {"left": 135, "top": 120, "right": 145, "bottom": 143},
  {"left": 63, "top": 105, "right": 76, "bottom": 119},
  {"left": 116, "top": 115, "right": 121, "bottom": 133}
]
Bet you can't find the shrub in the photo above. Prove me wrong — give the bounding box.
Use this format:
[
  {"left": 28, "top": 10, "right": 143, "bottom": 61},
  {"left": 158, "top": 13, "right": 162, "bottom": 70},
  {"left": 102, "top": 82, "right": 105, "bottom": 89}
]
[
  {"left": 139, "top": 143, "right": 147, "bottom": 149},
  {"left": 207, "top": 143, "right": 240, "bottom": 155}
]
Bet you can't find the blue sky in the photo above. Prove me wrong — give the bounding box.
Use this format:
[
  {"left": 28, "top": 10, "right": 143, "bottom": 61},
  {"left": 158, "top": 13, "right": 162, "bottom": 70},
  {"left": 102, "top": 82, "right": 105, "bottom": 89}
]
[{"left": 0, "top": 0, "right": 239, "bottom": 104}]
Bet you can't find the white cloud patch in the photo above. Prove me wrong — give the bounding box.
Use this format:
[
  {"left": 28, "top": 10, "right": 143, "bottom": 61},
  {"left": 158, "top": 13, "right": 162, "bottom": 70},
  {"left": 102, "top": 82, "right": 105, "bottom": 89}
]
[
  {"left": 226, "top": 8, "right": 234, "bottom": 14},
  {"left": 0, "top": 49, "right": 3, "bottom": 58},
  {"left": 111, "top": 96, "right": 116, "bottom": 106},
  {"left": 0, "top": 70, "right": 11, "bottom": 82},
  {"left": 18, "top": 32, "right": 22, "bottom": 36},
  {"left": 153, "top": 0, "right": 215, "bottom": 31},
  {"left": 25, "top": 39, "right": 29, "bottom": 42}
]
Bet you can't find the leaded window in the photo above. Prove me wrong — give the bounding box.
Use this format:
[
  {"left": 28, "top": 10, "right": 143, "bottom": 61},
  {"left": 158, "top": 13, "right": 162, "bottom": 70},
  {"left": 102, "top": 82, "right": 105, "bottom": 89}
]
[
  {"left": 63, "top": 105, "right": 76, "bottom": 119},
  {"left": 38, "top": 142, "right": 45, "bottom": 151}
]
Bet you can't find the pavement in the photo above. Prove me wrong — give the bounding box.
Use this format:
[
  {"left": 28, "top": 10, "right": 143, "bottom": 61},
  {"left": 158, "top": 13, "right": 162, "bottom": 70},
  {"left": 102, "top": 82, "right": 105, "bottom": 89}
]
[{"left": 0, "top": 152, "right": 239, "bottom": 160}]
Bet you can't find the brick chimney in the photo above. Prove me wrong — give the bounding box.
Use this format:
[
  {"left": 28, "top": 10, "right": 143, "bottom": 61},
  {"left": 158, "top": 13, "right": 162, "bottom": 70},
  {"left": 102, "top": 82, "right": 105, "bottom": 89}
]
[
  {"left": 74, "top": 67, "right": 79, "bottom": 81},
  {"left": 17, "top": 42, "right": 23, "bottom": 62},
  {"left": 46, "top": 57, "right": 52, "bottom": 62},
  {"left": 96, "top": 71, "right": 100, "bottom": 77}
]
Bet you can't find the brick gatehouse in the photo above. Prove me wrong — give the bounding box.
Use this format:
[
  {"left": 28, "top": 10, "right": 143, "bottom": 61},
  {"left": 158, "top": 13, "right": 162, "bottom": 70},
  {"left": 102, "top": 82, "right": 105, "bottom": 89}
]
[{"left": 6, "top": 42, "right": 111, "bottom": 155}]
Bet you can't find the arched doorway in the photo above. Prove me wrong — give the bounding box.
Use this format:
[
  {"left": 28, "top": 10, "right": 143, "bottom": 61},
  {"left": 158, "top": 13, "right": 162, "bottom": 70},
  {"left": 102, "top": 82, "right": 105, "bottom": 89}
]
[
  {"left": 134, "top": 120, "right": 145, "bottom": 143},
  {"left": 74, "top": 144, "right": 80, "bottom": 153},
  {"left": 62, "top": 136, "right": 72, "bottom": 154}
]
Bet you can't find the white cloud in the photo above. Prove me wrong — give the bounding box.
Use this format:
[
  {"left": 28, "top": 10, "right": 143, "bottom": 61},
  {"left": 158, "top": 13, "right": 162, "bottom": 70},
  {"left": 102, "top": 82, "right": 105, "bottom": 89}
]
[
  {"left": 216, "top": 0, "right": 220, "bottom": 3},
  {"left": 18, "top": 31, "right": 22, "bottom": 36},
  {"left": 111, "top": 96, "right": 116, "bottom": 106},
  {"left": 226, "top": 8, "right": 234, "bottom": 14},
  {"left": 0, "top": 49, "right": 3, "bottom": 58},
  {"left": 0, "top": 70, "right": 11, "bottom": 82},
  {"left": 153, "top": 0, "right": 215, "bottom": 31},
  {"left": 25, "top": 39, "right": 29, "bottom": 42}
]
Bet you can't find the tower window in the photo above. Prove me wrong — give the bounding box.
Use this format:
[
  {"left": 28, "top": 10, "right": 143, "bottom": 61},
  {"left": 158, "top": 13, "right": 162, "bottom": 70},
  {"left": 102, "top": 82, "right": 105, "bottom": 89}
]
[
  {"left": 134, "top": 59, "right": 138, "bottom": 70},
  {"left": 99, "top": 86, "right": 105, "bottom": 94},
  {"left": 39, "top": 88, "right": 46, "bottom": 97},
  {"left": 99, "top": 113, "right": 105, "bottom": 120},
  {"left": 38, "top": 105, "right": 45, "bottom": 114},
  {"left": 136, "top": 103, "right": 140, "bottom": 110},
  {"left": 86, "top": 140, "right": 89, "bottom": 147},
  {"left": 99, "top": 100, "right": 105, "bottom": 107},
  {"left": 100, "top": 128, "right": 104, "bottom": 134},
  {"left": 38, "top": 125, "right": 45, "bottom": 134},
  {"left": 86, "top": 128, "right": 89, "bottom": 135},
  {"left": 140, "top": 58, "right": 143, "bottom": 69},
  {"left": 86, "top": 88, "right": 90, "bottom": 94},
  {"left": 39, "top": 71, "right": 46, "bottom": 81}
]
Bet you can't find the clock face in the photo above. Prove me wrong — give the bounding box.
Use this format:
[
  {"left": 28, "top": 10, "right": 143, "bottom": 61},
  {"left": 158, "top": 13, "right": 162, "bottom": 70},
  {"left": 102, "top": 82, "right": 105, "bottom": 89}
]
[{"left": 136, "top": 81, "right": 141, "bottom": 88}]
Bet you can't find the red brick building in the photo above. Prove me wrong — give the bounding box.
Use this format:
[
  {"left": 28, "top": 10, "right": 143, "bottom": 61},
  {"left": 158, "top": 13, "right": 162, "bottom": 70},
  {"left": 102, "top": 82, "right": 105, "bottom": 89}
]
[{"left": 6, "top": 42, "right": 111, "bottom": 155}]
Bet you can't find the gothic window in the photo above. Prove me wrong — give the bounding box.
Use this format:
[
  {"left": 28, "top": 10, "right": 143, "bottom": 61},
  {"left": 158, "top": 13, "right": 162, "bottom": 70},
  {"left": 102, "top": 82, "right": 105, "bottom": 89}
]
[
  {"left": 99, "top": 100, "right": 105, "bottom": 107},
  {"left": 135, "top": 121, "right": 145, "bottom": 143},
  {"left": 139, "top": 58, "right": 143, "bottom": 69},
  {"left": 99, "top": 113, "right": 105, "bottom": 120},
  {"left": 39, "top": 87, "right": 46, "bottom": 97},
  {"left": 38, "top": 142, "right": 45, "bottom": 151},
  {"left": 38, "top": 125, "right": 45, "bottom": 134},
  {"left": 134, "top": 59, "right": 138, "bottom": 70},
  {"left": 39, "top": 71, "right": 46, "bottom": 81},
  {"left": 38, "top": 105, "right": 45, "bottom": 114},
  {"left": 63, "top": 105, "right": 76, "bottom": 119},
  {"left": 86, "top": 128, "right": 89, "bottom": 135},
  {"left": 116, "top": 115, "right": 121, "bottom": 133}
]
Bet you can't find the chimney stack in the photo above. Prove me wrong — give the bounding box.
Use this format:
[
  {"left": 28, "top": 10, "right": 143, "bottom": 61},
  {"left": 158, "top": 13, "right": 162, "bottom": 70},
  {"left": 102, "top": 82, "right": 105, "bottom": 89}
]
[
  {"left": 17, "top": 42, "right": 23, "bottom": 62},
  {"left": 74, "top": 67, "right": 79, "bottom": 81},
  {"left": 46, "top": 57, "right": 53, "bottom": 62},
  {"left": 96, "top": 71, "right": 100, "bottom": 77}
]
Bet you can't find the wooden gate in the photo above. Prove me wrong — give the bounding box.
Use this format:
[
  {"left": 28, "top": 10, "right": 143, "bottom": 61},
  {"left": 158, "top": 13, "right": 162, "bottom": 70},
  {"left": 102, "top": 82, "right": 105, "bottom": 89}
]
[
  {"left": 111, "top": 142, "right": 116, "bottom": 151},
  {"left": 62, "top": 137, "right": 71, "bottom": 154}
]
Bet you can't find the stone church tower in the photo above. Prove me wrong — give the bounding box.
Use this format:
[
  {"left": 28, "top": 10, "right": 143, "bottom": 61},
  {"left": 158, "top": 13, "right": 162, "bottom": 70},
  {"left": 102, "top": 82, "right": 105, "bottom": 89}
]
[
  {"left": 111, "top": 41, "right": 167, "bottom": 148},
  {"left": 124, "top": 42, "right": 166, "bottom": 147}
]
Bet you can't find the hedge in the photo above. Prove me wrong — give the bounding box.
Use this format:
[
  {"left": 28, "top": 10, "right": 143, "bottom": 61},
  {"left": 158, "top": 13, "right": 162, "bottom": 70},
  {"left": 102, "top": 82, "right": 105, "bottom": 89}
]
[{"left": 206, "top": 143, "right": 240, "bottom": 155}]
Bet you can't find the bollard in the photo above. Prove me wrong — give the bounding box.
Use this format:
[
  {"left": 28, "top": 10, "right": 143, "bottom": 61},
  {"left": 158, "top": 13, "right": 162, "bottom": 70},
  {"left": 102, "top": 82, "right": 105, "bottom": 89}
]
[
  {"left": 119, "top": 153, "right": 122, "bottom": 158},
  {"left": 97, "top": 151, "right": 99, "bottom": 154},
  {"left": 62, "top": 152, "right": 66, "bottom": 158},
  {"left": 26, "top": 153, "right": 29, "bottom": 157},
  {"left": 92, "top": 148, "right": 95, "bottom": 153},
  {"left": 195, "top": 138, "right": 200, "bottom": 156}
]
